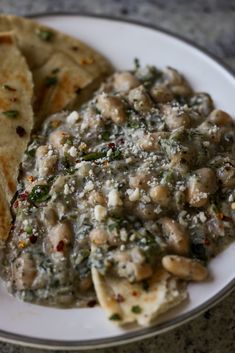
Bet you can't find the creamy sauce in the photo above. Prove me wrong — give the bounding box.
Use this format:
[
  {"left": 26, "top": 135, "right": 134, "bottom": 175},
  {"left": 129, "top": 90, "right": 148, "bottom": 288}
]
[{"left": 2, "top": 64, "right": 235, "bottom": 307}]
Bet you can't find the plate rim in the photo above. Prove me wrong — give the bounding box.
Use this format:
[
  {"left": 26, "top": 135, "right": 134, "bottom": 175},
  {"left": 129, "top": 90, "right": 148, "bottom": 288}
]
[{"left": 0, "top": 12, "right": 235, "bottom": 350}]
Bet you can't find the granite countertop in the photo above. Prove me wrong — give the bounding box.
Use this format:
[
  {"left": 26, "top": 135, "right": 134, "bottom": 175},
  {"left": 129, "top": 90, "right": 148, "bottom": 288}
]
[{"left": 0, "top": 1, "right": 235, "bottom": 352}]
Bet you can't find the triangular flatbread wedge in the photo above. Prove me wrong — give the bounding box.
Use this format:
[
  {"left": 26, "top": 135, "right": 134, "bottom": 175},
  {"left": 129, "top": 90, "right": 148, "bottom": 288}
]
[
  {"left": 92, "top": 266, "right": 187, "bottom": 326},
  {"left": 0, "top": 32, "right": 34, "bottom": 239},
  {"left": 0, "top": 15, "right": 112, "bottom": 126}
]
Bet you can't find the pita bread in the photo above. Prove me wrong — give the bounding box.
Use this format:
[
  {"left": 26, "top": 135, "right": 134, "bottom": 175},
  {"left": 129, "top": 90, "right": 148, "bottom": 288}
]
[
  {"left": 0, "top": 32, "right": 34, "bottom": 240},
  {"left": 0, "top": 15, "right": 112, "bottom": 126},
  {"left": 92, "top": 266, "right": 187, "bottom": 326}
]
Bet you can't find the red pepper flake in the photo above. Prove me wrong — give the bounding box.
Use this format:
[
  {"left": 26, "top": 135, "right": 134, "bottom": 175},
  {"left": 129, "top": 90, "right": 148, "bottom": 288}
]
[
  {"left": 108, "top": 143, "right": 116, "bottom": 150},
  {"left": 117, "top": 138, "right": 125, "bottom": 144},
  {"left": 132, "top": 291, "right": 139, "bottom": 297},
  {"left": 204, "top": 238, "right": 210, "bottom": 246},
  {"left": 217, "top": 212, "right": 224, "bottom": 220},
  {"left": 19, "top": 191, "right": 29, "bottom": 201},
  {"left": 116, "top": 294, "right": 125, "bottom": 303},
  {"left": 9, "top": 97, "right": 18, "bottom": 103},
  {"left": 27, "top": 175, "right": 35, "bottom": 183},
  {"left": 56, "top": 240, "right": 64, "bottom": 252},
  {"left": 29, "top": 235, "right": 37, "bottom": 244},
  {"left": 13, "top": 200, "right": 19, "bottom": 208},
  {"left": 87, "top": 299, "right": 97, "bottom": 307},
  {"left": 16, "top": 126, "right": 26, "bottom": 137}
]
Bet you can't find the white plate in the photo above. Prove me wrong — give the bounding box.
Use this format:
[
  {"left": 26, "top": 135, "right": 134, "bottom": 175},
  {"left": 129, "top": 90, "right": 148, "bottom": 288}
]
[{"left": 0, "top": 14, "right": 235, "bottom": 350}]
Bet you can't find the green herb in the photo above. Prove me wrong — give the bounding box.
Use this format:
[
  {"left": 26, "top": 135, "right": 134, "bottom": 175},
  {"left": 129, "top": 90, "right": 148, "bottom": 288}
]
[
  {"left": 134, "top": 57, "right": 140, "bottom": 70},
  {"left": 51, "top": 68, "right": 60, "bottom": 74},
  {"left": 3, "top": 110, "right": 19, "bottom": 118},
  {"left": 101, "top": 131, "right": 110, "bottom": 141},
  {"left": 131, "top": 305, "right": 142, "bottom": 314},
  {"left": 36, "top": 28, "right": 54, "bottom": 41},
  {"left": 61, "top": 157, "right": 75, "bottom": 174},
  {"left": 81, "top": 151, "right": 106, "bottom": 161},
  {"left": 164, "top": 170, "right": 175, "bottom": 184},
  {"left": 109, "top": 149, "right": 122, "bottom": 161},
  {"left": 127, "top": 120, "right": 141, "bottom": 129},
  {"left": 25, "top": 226, "right": 33, "bottom": 235},
  {"left": 3, "top": 84, "right": 16, "bottom": 92},
  {"left": 28, "top": 185, "right": 51, "bottom": 204},
  {"left": 95, "top": 107, "right": 101, "bottom": 115},
  {"left": 142, "top": 280, "right": 149, "bottom": 292},
  {"left": 45, "top": 76, "right": 58, "bottom": 87},
  {"left": 25, "top": 147, "right": 36, "bottom": 157},
  {"left": 109, "top": 313, "right": 122, "bottom": 321},
  {"left": 108, "top": 218, "right": 125, "bottom": 232}
]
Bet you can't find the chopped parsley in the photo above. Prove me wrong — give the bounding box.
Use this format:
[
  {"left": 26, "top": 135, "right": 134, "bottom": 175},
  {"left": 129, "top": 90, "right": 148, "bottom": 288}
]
[
  {"left": 101, "top": 131, "right": 110, "bottom": 141},
  {"left": 36, "top": 28, "right": 54, "bottom": 42},
  {"left": 45, "top": 76, "right": 58, "bottom": 87},
  {"left": 3, "top": 110, "right": 19, "bottom": 118},
  {"left": 109, "top": 313, "right": 122, "bottom": 321},
  {"left": 131, "top": 305, "right": 142, "bottom": 314},
  {"left": 28, "top": 185, "right": 51, "bottom": 204},
  {"left": 81, "top": 151, "right": 106, "bottom": 161}
]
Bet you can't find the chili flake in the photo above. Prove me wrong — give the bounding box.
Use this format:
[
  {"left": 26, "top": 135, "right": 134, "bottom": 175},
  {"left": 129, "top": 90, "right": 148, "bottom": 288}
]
[
  {"left": 29, "top": 235, "right": 38, "bottom": 244},
  {"left": 19, "top": 192, "right": 29, "bottom": 201},
  {"left": 116, "top": 294, "right": 125, "bottom": 303},
  {"left": 16, "top": 126, "right": 26, "bottom": 137},
  {"left": 18, "top": 240, "right": 26, "bottom": 249},
  {"left": 27, "top": 175, "right": 35, "bottom": 183},
  {"left": 56, "top": 240, "right": 65, "bottom": 252}
]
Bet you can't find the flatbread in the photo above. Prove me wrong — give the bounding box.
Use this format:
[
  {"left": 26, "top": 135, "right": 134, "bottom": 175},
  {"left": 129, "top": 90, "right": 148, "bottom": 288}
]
[
  {"left": 0, "top": 32, "right": 34, "bottom": 240},
  {"left": 92, "top": 266, "right": 187, "bottom": 326},
  {"left": 0, "top": 15, "right": 112, "bottom": 126}
]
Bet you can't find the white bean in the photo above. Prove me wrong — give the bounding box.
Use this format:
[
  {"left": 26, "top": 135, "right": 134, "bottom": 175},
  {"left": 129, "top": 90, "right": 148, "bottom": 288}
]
[
  {"left": 48, "top": 223, "right": 72, "bottom": 253},
  {"left": 96, "top": 94, "right": 126, "bottom": 124},
  {"left": 138, "top": 132, "right": 169, "bottom": 152},
  {"left": 113, "top": 72, "right": 140, "bottom": 92},
  {"left": 208, "top": 109, "right": 233, "bottom": 126},
  {"left": 150, "top": 185, "right": 170, "bottom": 206},
  {"left": 187, "top": 168, "right": 217, "bottom": 207},
  {"left": 13, "top": 253, "right": 37, "bottom": 290},
  {"left": 128, "top": 86, "right": 153, "bottom": 112},
  {"left": 161, "top": 218, "right": 189, "bottom": 255},
  {"left": 162, "top": 255, "right": 208, "bottom": 281}
]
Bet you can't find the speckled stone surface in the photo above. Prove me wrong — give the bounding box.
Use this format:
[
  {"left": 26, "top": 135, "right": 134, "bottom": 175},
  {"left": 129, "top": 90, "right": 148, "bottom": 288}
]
[{"left": 0, "top": 1, "right": 235, "bottom": 352}]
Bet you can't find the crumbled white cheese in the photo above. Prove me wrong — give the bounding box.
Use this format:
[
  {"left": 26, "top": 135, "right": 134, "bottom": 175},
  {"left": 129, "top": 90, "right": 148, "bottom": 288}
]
[
  {"left": 120, "top": 228, "right": 128, "bottom": 241},
  {"left": 108, "top": 189, "right": 123, "bottom": 207},
  {"left": 64, "top": 184, "right": 70, "bottom": 195},
  {"left": 120, "top": 244, "right": 126, "bottom": 251},
  {"left": 68, "top": 146, "right": 77, "bottom": 157},
  {"left": 84, "top": 181, "right": 94, "bottom": 192},
  {"left": 94, "top": 205, "right": 107, "bottom": 221},
  {"left": 66, "top": 111, "right": 79, "bottom": 124},
  {"left": 47, "top": 150, "right": 54, "bottom": 157},
  {"left": 129, "top": 233, "right": 136, "bottom": 241},
  {"left": 228, "top": 194, "right": 234, "bottom": 202},
  {"left": 198, "top": 212, "right": 207, "bottom": 223},
  {"left": 107, "top": 149, "right": 113, "bottom": 157},
  {"left": 127, "top": 188, "right": 140, "bottom": 202}
]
